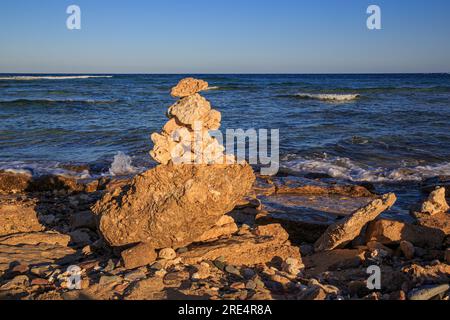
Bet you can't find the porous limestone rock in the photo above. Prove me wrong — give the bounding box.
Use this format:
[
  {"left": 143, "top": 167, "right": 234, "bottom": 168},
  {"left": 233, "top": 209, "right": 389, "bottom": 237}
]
[
  {"left": 93, "top": 163, "right": 255, "bottom": 248},
  {"left": 0, "top": 202, "right": 44, "bottom": 237},
  {"left": 167, "top": 94, "right": 211, "bottom": 126},
  {"left": 419, "top": 187, "right": 449, "bottom": 216},
  {"left": 170, "top": 77, "right": 209, "bottom": 98},
  {"left": 314, "top": 193, "right": 397, "bottom": 252}
]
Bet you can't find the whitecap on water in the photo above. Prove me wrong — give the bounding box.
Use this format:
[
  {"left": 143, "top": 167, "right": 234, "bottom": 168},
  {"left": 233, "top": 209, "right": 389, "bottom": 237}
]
[
  {"left": 283, "top": 156, "right": 450, "bottom": 183},
  {"left": 295, "top": 93, "right": 360, "bottom": 101}
]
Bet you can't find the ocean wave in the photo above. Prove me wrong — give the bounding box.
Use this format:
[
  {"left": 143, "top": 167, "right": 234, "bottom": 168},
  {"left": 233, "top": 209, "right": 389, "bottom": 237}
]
[
  {"left": 205, "top": 86, "right": 220, "bottom": 90},
  {"left": 0, "top": 75, "right": 113, "bottom": 81},
  {"left": 109, "top": 152, "right": 137, "bottom": 176},
  {"left": 295, "top": 93, "right": 360, "bottom": 101},
  {"left": 0, "top": 98, "right": 120, "bottom": 104},
  {"left": 283, "top": 156, "right": 450, "bottom": 183}
]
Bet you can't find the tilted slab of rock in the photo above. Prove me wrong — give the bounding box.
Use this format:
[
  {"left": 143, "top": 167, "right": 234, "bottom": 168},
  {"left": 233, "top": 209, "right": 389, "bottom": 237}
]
[
  {"left": 314, "top": 193, "right": 397, "bottom": 252},
  {"left": 0, "top": 201, "right": 44, "bottom": 237},
  {"left": 93, "top": 163, "right": 255, "bottom": 248},
  {"left": 179, "top": 224, "right": 301, "bottom": 266},
  {"left": 170, "top": 77, "right": 209, "bottom": 98},
  {"left": 366, "top": 219, "right": 445, "bottom": 248},
  {"left": 413, "top": 211, "right": 450, "bottom": 235}
]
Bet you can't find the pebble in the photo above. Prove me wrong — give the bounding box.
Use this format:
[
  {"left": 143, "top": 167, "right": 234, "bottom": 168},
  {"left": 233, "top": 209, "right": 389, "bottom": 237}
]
[
  {"left": 242, "top": 268, "right": 255, "bottom": 279},
  {"left": 225, "top": 265, "right": 241, "bottom": 276},
  {"left": 150, "top": 261, "right": 163, "bottom": 270},
  {"left": 191, "top": 262, "right": 211, "bottom": 280},
  {"left": 245, "top": 280, "right": 257, "bottom": 290},
  {"left": 99, "top": 275, "right": 122, "bottom": 286},
  {"left": 124, "top": 269, "right": 147, "bottom": 282},
  {"left": 158, "top": 248, "right": 177, "bottom": 260},
  {"left": 103, "top": 259, "right": 116, "bottom": 272}
]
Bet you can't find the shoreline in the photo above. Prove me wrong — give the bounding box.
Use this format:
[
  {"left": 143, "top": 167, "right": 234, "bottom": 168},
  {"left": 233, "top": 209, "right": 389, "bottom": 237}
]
[{"left": 0, "top": 166, "right": 448, "bottom": 300}]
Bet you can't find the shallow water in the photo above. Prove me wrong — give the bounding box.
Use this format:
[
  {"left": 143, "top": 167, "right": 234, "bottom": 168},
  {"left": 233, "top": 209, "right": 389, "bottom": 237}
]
[{"left": 1, "top": 74, "right": 449, "bottom": 215}]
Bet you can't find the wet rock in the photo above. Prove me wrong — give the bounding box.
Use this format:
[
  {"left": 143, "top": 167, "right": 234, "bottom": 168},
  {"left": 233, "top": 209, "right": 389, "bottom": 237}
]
[
  {"left": 121, "top": 243, "right": 157, "bottom": 270},
  {"left": 366, "top": 219, "right": 445, "bottom": 248},
  {"left": 314, "top": 193, "right": 397, "bottom": 252},
  {"left": 158, "top": 248, "right": 177, "bottom": 260},
  {"left": 94, "top": 163, "right": 255, "bottom": 249},
  {"left": 170, "top": 77, "right": 209, "bottom": 98},
  {"left": 408, "top": 284, "right": 449, "bottom": 300},
  {"left": 0, "top": 171, "right": 31, "bottom": 194},
  {"left": 400, "top": 240, "right": 415, "bottom": 259},
  {"left": 0, "top": 201, "right": 44, "bottom": 236}
]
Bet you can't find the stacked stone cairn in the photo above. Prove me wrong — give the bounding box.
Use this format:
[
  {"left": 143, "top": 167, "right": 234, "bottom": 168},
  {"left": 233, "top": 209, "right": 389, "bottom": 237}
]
[{"left": 150, "top": 77, "right": 235, "bottom": 165}]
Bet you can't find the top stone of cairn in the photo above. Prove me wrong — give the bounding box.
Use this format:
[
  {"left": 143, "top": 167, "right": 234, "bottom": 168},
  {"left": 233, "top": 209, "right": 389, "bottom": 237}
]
[{"left": 171, "top": 77, "right": 209, "bottom": 98}]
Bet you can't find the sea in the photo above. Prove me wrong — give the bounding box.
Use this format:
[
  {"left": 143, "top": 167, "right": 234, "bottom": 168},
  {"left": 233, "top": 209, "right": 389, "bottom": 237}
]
[{"left": 1, "top": 74, "right": 449, "bottom": 217}]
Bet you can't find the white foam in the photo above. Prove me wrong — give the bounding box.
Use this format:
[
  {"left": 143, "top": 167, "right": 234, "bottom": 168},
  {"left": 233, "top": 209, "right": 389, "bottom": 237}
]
[
  {"left": 283, "top": 156, "right": 450, "bottom": 183},
  {"left": 109, "top": 152, "right": 137, "bottom": 176},
  {"left": 0, "top": 75, "right": 113, "bottom": 81},
  {"left": 296, "top": 93, "right": 360, "bottom": 101},
  {"left": 206, "top": 86, "right": 220, "bottom": 90}
]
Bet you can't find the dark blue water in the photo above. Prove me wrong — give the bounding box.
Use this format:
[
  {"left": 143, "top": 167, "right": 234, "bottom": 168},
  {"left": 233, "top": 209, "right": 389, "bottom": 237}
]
[{"left": 1, "top": 74, "right": 449, "bottom": 187}]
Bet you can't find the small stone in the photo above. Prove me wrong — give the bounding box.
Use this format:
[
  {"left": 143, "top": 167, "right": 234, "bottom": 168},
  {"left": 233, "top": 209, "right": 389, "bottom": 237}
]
[
  {"left": 121, "top": 243, "right": 157, "bottom": 270},
  {"left": 154, "top": 269, "right": 167, "bottom": 278},
  {"left": 242, "top": 268, "right": 256, "bottom": 279},
  {"left": 400, "top": 240, "right": 415, "bottom": 259},
  {"left": 124, "top": 269, "right": 147, "bottom": 282},
  {"left": 150, "top": 261, "right": 163, "bottom": 270},
  {"left": 158, "top": 248, "right": 177, "bottom": 260},
  {"left": 281, "top": 257, "right": 304, "bottom": 276},
  {"left": 11, "top": 264, "right": 29, "bottom": 274},
  {"left": 103, "top": 259, "right": 116, "bottom": 272},
  {"left": 230, "top": 282, "right": 245, "bottom": 290},
  {"left": 245, "top": 280, "right": 257, "bottom": 290},
  {"left": 191, "top": 262, "right": 210, "bottom": 280},
  {"left": 31, "top": 278, "right": 50, "bottom": 286},
  {"left": 99, "top": 275, "right": 122, "bottom": 286},
  {"left": 225, "top": 265, "right": 241, "bottom": 277}
]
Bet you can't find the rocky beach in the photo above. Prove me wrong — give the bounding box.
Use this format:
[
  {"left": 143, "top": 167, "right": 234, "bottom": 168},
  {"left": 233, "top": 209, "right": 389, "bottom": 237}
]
[{"left": 0, "top": 78, "right": 448, "bottom": 301}]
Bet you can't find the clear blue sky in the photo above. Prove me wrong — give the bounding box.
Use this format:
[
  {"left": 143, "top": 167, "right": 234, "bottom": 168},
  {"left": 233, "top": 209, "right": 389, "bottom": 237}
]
[{"left": 0, "top": 0, "right": 449, "bottom": 73}]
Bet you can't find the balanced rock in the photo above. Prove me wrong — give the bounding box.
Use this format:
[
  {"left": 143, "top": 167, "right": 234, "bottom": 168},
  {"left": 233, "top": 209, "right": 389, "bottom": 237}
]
[
  {"left": 93, "top": 163, "right": 255, "bottom": 248},
  {"left": 150, "top": 77, "right": 232, "bottom": 166},
  {"left": 170, "top": 77, "right": 209, "bottom": 98}
]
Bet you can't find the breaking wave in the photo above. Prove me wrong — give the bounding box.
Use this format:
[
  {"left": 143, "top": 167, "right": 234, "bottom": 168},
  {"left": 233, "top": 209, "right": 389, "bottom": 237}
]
[
  {"left": 283, "top": 156, "right": 450, "bottom": 183},
  {"left": 0, "top": 75, "right": 113, "bottom": 81},
  {"left": 295, "top": 93, "right": 360, "bottom": 101},
  {"left": 109, "top": 152, "right": 137, "bottom": 176}
]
